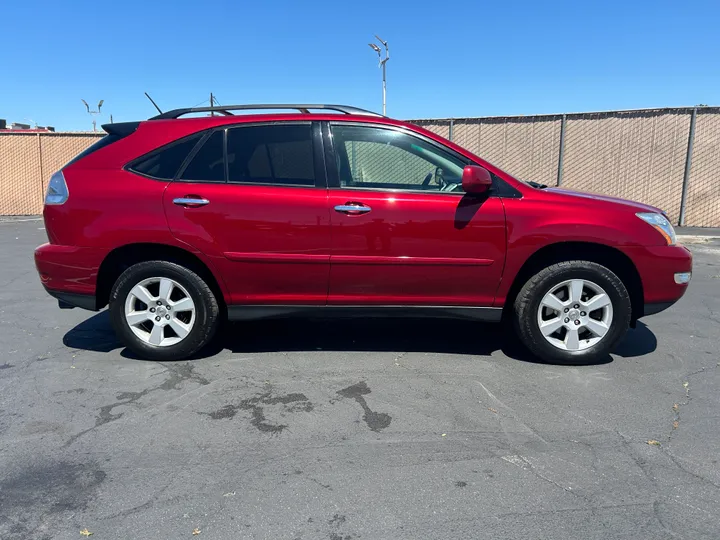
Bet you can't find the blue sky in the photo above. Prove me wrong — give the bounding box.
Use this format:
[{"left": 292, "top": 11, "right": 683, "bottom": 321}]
[{"left": 2, "top": 0, "right": 718, "bottom": 131}]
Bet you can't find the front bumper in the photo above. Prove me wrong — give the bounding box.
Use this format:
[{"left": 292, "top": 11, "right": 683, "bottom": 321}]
[
  {"left": 620, "top": 244, "right": 693, "bottom": 315},
  {"left": 643, "top": 301, "right": 678, "bottom": 316}
]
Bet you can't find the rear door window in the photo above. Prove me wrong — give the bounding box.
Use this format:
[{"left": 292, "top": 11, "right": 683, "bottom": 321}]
[
  {"left": 128, "top": 133, "right": 203, "bottom": 180},
  {"left": 180, "top": 131, "right": 225, "bottom": 182},
  {"left": 226, "top": 124, "right": 316, "bottom": 186}
]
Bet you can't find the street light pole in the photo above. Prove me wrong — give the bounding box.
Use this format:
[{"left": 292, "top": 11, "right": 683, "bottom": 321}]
[
  {"left": 81, "top": 99, "right": 104, "bottom": 132},
  {"left": 369, "top": 35, "right": 389, "bottom": 115}
]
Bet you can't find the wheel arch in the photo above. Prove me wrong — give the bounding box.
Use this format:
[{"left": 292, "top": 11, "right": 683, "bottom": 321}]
[
  {"left": 502, "top": 241, "right": 644, "bottom": 325},
  {"left": 96, "top": 243, "right": 227, "bottom": 310}
]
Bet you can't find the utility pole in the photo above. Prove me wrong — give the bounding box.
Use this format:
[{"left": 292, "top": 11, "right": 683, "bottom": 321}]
[
  {"left": 210, "top": 92, "right": 215, "bottom": 116},
  {"left": 368, "top": 35, "right": 390, "bottom": 115}
]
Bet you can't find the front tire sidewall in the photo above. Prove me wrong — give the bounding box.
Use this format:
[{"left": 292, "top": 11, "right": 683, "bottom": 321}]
[
  {"left": 109, "top": 262, "right": 218, "bottom": 361},
  {"left": 516, "top": 263, "right": 631, "bottom": 365}
]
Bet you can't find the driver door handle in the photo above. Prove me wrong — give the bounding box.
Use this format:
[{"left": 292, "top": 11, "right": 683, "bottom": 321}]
[
  {"left": 334, "top": 203, "right": 372, "bottom": 215},
  {"left": 173, "top": 197, "right": 210, "bottom": 207}
]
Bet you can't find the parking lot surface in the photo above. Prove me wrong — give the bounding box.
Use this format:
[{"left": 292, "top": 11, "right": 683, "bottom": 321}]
[{"left": 1, "top": 219, "right": 719, "bottom": 540}]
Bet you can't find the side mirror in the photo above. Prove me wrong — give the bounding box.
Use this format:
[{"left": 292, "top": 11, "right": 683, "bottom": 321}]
[{"left": 462, "top": 165, "right": 492, "bottom": 194}]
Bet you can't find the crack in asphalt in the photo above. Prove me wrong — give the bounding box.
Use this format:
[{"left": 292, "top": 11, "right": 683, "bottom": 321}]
[
  {"left": 64, "top": 363, "right": 209, "bottom": 446},
  {"left": 666, "top": 364, "right": 718, "bottom": 446}
]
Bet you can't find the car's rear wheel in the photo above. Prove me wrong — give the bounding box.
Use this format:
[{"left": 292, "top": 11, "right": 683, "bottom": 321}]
[
  {"left": 513, "top": 260, "right": 632, "bottom": 364},
  {"left": 109, "top": 261, "right": 219, "bottom": 361}
]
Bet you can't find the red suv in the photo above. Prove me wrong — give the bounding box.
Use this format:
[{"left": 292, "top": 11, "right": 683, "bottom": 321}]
[{"left": 35, "top": 104, "right": 692, "bottom": 364}]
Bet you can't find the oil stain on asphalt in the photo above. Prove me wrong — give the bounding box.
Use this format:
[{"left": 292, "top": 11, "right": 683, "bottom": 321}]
[
  {"left": 201, "top": 382, "right": 391, "bottom": 434},
  {"left": 203, "top": 391, "right": 313, "bottom": 434},
  {"left": 0, "top": 460, "right": 106, "bottom": 539},
  {"left": 336, "top": 381, "right": 391, "bottom": 432}
]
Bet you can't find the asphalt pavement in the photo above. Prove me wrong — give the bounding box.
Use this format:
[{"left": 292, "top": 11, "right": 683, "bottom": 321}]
[{"left": 1, "top": 219, "right": 719, "bottom": 540}]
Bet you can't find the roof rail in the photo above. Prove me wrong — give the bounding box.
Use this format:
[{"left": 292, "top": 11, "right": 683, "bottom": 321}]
[{"left": 150, "top": 104, "right": 382, "bottom": 120}]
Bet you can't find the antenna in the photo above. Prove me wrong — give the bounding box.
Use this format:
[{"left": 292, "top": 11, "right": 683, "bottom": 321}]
[
  {"left": 81, "top": 98, "right": 104, "bottom": 132},
  {"left": 144, "top": 92, "right": 163, "bottom": 114}
]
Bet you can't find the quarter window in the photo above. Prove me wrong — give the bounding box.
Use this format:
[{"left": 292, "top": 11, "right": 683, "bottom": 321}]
[
  {"left": 226, "top": 124, "right": 315, "bottom": 186},
  {"left": 180, "top": 130, "right": 225, "bottom": 182},
  {"left": 330, "top": 125, "right": 466, "bottom": 192},
  {"left": 128, "top": 133, "right": 203, "bottom": 180}
]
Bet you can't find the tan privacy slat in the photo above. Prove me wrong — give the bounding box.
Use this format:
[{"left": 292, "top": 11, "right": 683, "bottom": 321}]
[
  {"left": 0, "top": 134, "right": 43, "bottom": 215},
  {"left": 1, "top": 111, "right": 719, "bottom": 226},
  {"left": 453, "top": 118, "right": 561, "bottom": 187},
  {"left": 561, "top": 111, "right": 689, "bottom": 224},
  {"left": 685, "top": 111, "right": 720, "bottom": 227},
  {"left": 0, "top": 132, "right": 102, "bottom": 216},
  {"left": 411, "top": 108, "right": 715, "bottom": 225},
  {"left": 413, "top": 120, "right": 450, "bottom": 139}
]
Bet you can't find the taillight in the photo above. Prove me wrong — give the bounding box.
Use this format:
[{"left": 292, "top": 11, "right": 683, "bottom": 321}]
[{"left": 45, "top": 171, "right": 69, "bottom": 205}]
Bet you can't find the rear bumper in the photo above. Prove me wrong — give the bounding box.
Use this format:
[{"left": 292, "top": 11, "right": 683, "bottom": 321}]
[
  {"left": 35, "top": 243, "right": 105, "bottom": 308},
  {"left": 44, "top": 287, "right": 98, "bottom": 311},
  {"left": 620, "top": 244, "right": 692, "bottom": 314}
]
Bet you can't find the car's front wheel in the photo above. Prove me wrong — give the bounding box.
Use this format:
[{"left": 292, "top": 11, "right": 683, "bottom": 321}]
[
  {"left": 109, "top": 261, "right": 220, "bottom": 361},
  {"left": 513, "top": 260, "right": 632, "bottom": 364}
]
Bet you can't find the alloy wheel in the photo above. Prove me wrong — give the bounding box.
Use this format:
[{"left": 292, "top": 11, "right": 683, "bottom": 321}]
[
  {"left": 536, "top": 278, "right": 614, "bottom": 351},
  {"left": 123, "top": 277, "right": 196, "bottom": 347}
]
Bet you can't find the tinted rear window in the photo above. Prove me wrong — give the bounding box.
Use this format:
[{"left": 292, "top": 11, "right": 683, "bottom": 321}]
[
  {"left": 226, "top": 124, "right": 315, "bottom": 186},
  {"left": 180, "top": 131, "right": 225, "bottom": 182},
  {"left": 128, "top": 133, "right": 203, "bottom": 180}
]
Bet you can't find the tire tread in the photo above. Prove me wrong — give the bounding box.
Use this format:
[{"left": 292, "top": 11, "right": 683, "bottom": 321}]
[
  {"left": 513, "top": 260, "right": 631, "bottom": 365},
  {"left": 109, "top": 260, "right": 219, "bottom": 360}
]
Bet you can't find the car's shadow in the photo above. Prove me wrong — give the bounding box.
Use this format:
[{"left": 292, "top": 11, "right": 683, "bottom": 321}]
[{"left": 63, "top": 311, "right": 658, "bottom": 366}]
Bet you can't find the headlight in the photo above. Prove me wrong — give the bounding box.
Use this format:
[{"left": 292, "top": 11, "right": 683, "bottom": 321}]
[{"left": 636, "top": 212, "right": 676, "bottom": 245}]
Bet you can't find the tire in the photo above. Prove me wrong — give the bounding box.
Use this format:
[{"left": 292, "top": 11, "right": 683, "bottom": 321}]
[
  {"left": 109, "top": 261, "right": 220, "bottom": 361},
  {"left": 513, "top": 260, "right": 631, "bottom": 365}
]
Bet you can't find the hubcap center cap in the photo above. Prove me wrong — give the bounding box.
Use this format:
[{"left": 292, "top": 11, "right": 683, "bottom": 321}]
[
  {"left": 568, "top": 309, "right": 580, "bottom": 320},
  {"left": 156, "top": 306, "right": 167, "bottom": 317}
]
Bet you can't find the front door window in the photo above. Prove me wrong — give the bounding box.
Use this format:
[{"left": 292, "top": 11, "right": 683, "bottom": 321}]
[{"left": 331, "top": 124, "right": 466, "bottom": 193}]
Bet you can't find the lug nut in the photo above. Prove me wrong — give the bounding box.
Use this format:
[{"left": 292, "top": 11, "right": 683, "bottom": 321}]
[
  {"left": 564, "top": 308, "right": 569, "bottom": 313},
  {"left": 564, "top": 318, "right": 570, "bottom": 323},
  {"left": 155, "top": 316, "right": 161, "bottom": 322},
  {"left": 573, "top": 304, "right": 579, "bottom": 309},
  {"left": 150, "top": 307, "right": 155, "bottom": 313},
  {"left": 580, "top": 311, "right": 586, "bottom": 316},
  {"left": 165, "top": 314, "right": 170, "bottom": 320},
  {"left": 574, "top": 320, "right": 580, "bottom": 325},
  {"left": 156, "top": 300, "right": 162, "bottom": 305},
  {"left": 166, "top": 306, "right": 171, "bottom": 311}
]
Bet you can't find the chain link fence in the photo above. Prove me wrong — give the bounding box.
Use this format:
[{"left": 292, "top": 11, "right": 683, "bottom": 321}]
[
  {"left": 413, "top": 107, "right": 720, "bottom": 227},
  {"left": 561, "top": 110, "right": 690, "bottom": 224},
  {"left": 1, "top": 108, "right": 718, "bottom": 226},
  {"left": 0, "top": 132, "right": 103, "bottom": 215},
  {"left": 0, "top": 133, "right": 43, "bottom": 215},
  {"left": 684, "top": 109, "right": 720, "bottom": 227}
]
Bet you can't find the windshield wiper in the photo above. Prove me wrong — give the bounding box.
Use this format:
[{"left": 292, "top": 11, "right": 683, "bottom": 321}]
[{"left": 526, "top": 180, "right": 548, "bottom": 189}]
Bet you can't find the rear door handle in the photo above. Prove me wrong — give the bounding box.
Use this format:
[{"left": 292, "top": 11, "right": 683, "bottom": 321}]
[
  {"left": 334, "top": 203, "right": 371, "bottom": 215},
  {"left": 173, "top": 197, "right": 210, "bottom": 207}
]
